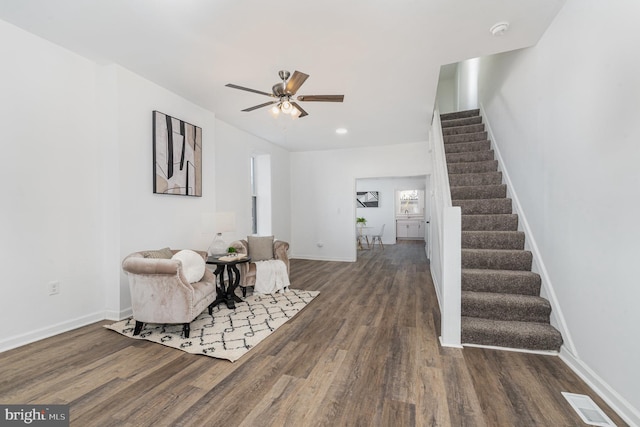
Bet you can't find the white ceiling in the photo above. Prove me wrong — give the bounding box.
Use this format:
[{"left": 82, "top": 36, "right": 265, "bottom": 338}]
[{"left": 0, "top": 0, "right": 565, "bottom": 152}]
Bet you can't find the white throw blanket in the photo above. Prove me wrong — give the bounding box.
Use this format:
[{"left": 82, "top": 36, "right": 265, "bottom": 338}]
[{"left": 254, "top": 259, "right": 290, "bottom": 295}]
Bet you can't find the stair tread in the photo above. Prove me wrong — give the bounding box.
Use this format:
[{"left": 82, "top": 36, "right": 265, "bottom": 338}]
[
  {"left": 462, "top": 269, "right": 541, "bottom": 296},
  {"left": 462, "top": 290, "right": 550, "bottom": 306},
  {"left": 440, "top": 109, "right": 479, "bottom": 121},
  {"left": 443, "top": 125, "right": 486, "bottom": 136},
  {"left": 462, "top": 248, "right": 532, "bottom": 271},
  {"left": 461, "top": 231, "right": 525, "bottom": 238},
  {"left": 461, "top": 231, "right": 525, "bottom": 250},
  {"left": 453, "top": 198, "right": 513, "bottom": 215},
  {"left": 444, "top": 132, "right": 488, "bottom": 144},
  {"left": 450, "top": 171, "right": 502, "bottom": 187},
  {"left": 451, "top": 185, "right": 506, "bottom": 200},
  {"left": 446, "top": 151, "right": 495, "bottom": 164},
  {"left": 462, "top": 248, "right": 531, "bottom": 254},
  {"left": 463, "top": 267, "right": 536, "bottom": 275},
  {"left": 451, "top": 184, "right": 506, "bottom": 190},
  {"left": 462, "top": 317, "right": 563, "bottom": 351},
  {"left": 453, "top": 198, "right": 512, "bottom": 203},
  {"left": 462, "top": 214, "right": 519, "bottom": 231},
  {"left": 441, "top": 116, "right": 482, "bottom": 128},
  {"left": 462, "top": 213, "right": 518, "bottom": 217},
  {"left": 444, "top": 141, "right": 491, "bottom": 153},
  {"left": 462, "top": 291, "right": 551, "bottom": 323},
  {"left": 444, "top": 136, "right": 490, "bottom": 146}
]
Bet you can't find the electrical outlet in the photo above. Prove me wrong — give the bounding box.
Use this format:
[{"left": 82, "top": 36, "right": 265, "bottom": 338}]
[{"left": 48, "top": 281, "right": 60, "bottom": 296}]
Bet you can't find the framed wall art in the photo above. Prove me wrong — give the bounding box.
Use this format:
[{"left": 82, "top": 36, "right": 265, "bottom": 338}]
[
  {"left": 153, "top": 111, "right": 202, "bottom": 196},
  {"left": 356, "top": 191, "right": 379, "bottom": 208}
]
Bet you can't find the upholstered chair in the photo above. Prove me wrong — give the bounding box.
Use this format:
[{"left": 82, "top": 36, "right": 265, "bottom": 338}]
[
  {"left": 229, "top": 237, "right": 290, "bottom": 296},
  {"left": 121, "top": 248, "right": 217, "bottom": 338}
]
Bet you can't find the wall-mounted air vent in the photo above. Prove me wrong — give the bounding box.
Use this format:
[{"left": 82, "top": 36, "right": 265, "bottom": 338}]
[{"left": 561, "top": 392, "right": 617, "bottom": 427}]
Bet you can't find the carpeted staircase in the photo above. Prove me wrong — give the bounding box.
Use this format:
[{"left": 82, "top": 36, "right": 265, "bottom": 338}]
[{"left": 440, "top": 109, "right": 563, "bottom": 352}]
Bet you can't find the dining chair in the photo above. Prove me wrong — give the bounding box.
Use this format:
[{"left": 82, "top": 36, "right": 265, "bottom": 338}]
[{"left": 370, "top": 224, "right": 385, "bottom": 249}]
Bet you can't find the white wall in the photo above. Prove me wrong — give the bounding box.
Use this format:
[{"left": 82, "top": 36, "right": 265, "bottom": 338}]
[
  {"left": 435, "top": 75, "right": 456, "bottom": 114},
  {"left": 213, "top": 120, "right": 291, "bottom": 244},
  {"left": 290, "top": 142, "right": 430, "bottom": 261},
  {"left": 0, "top": 20, "right": 105, "bottom": 346},
  {"left": 456, "top": 58, "right": 480, "bottom": 111},
  {"left": 110, "top": 66, "right": 218, "bottom": 313},
  {"left": 476, "top": 0, "right": 640, "bottom": 423},
  {"left": 0, "top": 19, "right": 290, "bottom": 351}
]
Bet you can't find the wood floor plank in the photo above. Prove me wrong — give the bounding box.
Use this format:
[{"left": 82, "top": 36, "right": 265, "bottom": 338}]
[{"left": 0, "top": 241, "right": 628, "bottom": 426}]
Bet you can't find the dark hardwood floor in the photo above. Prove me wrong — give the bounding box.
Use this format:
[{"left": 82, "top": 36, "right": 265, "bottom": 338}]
[{"left": 0, "top": 241, "right": 627, "bottom": 426}]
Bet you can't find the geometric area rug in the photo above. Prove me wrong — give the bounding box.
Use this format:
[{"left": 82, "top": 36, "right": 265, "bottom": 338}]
[{"left": 104, "top": 289, "right": 319, "bottom": 362}]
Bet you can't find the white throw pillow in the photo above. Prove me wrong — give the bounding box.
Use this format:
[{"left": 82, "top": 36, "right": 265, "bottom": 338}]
[{"left": 172, "top": 250, "right": 205, "bottom": 283}]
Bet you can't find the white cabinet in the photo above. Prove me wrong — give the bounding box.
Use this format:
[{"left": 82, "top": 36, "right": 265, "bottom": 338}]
[{"left": 396, "top": 219, "right": 424, "bottom": 240}]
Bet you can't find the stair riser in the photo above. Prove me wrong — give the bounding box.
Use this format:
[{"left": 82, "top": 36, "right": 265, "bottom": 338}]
[
  {"left": 462, "top": 250, "right": 533, "bottom": 271},
  {"left": 449, "top": 172, "right": 502, "bottom": 187},
  {"left": 451, "top": 185, "right": 506, "bottom": 200},
  {"left": 441, "top": 116, "right": 482, "bottom": 128},
  {"left": 440, "top": 109, "right": 479, "bottom": 121},
  {"left": 444, "top": 141, "right": 491, "bottom": 154},
  {"left": 462, "top": 215, "right": 518, "bottom": 231},
  {"left": 461, "top": 231, "right": 524, "bottom": 250},
  {"left": 462, "top": 271, "right": 541, "bottom": 295},
  {"left": 447, "top": 160, "right": 498, "bottom": 174},
  {"left": 462, "top": 301, "right": 551, "bottom": 323},
  {"left": 446, "top": 151, "right": 495, "bottom": 164},
  {"left": 443, "top": 124, "right": 485, "bottom": 136},
  {"left": 444, "top": 131, "right": 488, "bottom": 144},
  {"left": 453, "top": 199, "right": 512, "bottom": 215}
]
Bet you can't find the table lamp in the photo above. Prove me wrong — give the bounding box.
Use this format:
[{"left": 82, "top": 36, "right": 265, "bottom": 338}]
[{"left": 208, "top": 212, "right": 236, "bottom": 256}]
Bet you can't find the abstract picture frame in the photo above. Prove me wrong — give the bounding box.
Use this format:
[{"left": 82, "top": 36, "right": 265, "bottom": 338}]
[
  {"left": 152, "top": 111, "right": 202, "bottom": 196},
  {"left": 356, "top": 191, "right": 379, "bottom": 208}
]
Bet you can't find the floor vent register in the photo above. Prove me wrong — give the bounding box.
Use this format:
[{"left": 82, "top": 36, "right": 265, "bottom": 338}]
[{"left": 561, "top": 392, "right": 617, "bottom": 427}]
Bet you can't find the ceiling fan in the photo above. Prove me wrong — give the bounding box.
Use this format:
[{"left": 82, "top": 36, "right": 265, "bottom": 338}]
[{"left": 225, "top": 70, "right": 344, "bottom": 118}]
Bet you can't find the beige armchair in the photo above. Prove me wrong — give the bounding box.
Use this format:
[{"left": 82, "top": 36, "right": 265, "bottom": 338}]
[
  {"left": 121, "top": 248, "right": 217, "bottom": 338},
  {"left": 229, "top": 238, "right": 290, "bottom": 296}
]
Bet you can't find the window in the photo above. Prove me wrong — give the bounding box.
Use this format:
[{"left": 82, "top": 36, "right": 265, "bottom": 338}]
[
  {"left": 251, "top": 154, "right": 272, "bottom": 235},
  {"left": 250, "top": 157, "right": 257, "bottom": 234}
]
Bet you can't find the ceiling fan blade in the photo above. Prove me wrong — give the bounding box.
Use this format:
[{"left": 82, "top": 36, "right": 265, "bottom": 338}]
[
  {"left": 226, "top": 83, "right": 274, "bottom": 97},
  {"left": 242, "top": 101, "right": 277, "bottom": 112},
  {"left": 297, "top": 95, "right": 344, "bottom": 102},
  {"left": 285, "top": 71, "right": 309, "bottom": 95},
  {"left": 291, "top": 102, "right": 309, "bottom": 118}
]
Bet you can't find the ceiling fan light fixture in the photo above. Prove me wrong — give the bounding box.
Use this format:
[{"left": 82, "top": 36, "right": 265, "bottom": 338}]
[
  {"left": 281, "top": 100, "right": 293, "bottom": 113},
  {"left": 226, "top": 70, "right": 345, "bottom": 119}
]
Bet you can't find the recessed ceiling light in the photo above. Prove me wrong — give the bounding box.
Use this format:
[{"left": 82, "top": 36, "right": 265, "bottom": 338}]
[
  {"left": 490, "top": 22, "right": 510, "bottom": 36},
  {"left": 336, "top": 128, "right": 348, "bottom": 134}
]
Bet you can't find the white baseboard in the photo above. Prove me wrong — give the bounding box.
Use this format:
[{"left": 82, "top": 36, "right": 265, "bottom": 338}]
[
  {"left": 462, "top": 342, "right": 559, "bottom": 356},
  {"left": 560, "top": 348, "right": 640, "bottom": 427},
  {"left": 289, "top": 254, "right": 354, "bottom": 262},
  {"left": 439, "top": 336, "right": 463, "bottom": 349},
  {"left": 479, "top": 103, "right": 577, "bottom": 356},
  {"left": 105, "top": 307, "right": 132, "bottom": 321},
  {"left": 0, "top": 311, "right": 105, "bottom": 353}
]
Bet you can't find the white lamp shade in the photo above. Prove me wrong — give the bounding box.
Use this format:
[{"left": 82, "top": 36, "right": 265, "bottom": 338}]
[{"left": 215, "top": 212, "right": 236, "bottom": 233}]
